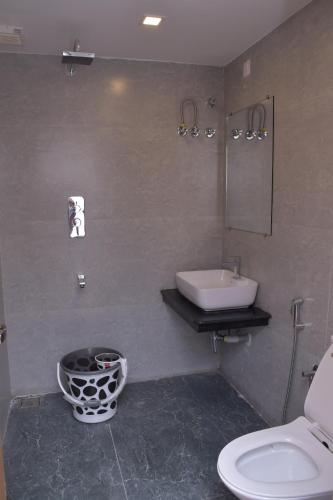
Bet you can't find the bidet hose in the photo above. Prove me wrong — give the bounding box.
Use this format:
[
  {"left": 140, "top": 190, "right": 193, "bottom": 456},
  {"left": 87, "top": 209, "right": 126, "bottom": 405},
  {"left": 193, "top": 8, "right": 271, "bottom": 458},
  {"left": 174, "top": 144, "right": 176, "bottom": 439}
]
[
  {"left": 282, "top": 325, "right": 298, "bottom": 424},
  {"left": 282, "top": 298, "right": 304, "bottom": 424}
]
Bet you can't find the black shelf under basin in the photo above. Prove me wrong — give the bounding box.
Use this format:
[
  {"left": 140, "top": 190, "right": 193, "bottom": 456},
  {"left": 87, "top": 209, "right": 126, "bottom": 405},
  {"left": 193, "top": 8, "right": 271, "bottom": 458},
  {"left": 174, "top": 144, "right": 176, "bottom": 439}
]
[{"left": 161, "top": 289, "right": 271, "bottom": 333}]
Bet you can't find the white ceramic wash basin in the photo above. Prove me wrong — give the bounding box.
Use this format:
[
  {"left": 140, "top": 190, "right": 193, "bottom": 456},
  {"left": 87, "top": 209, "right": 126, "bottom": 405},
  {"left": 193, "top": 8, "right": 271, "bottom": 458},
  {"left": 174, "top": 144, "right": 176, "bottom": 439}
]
[{"left": 176, "top": 269, "right": 258, "bottom": 311}]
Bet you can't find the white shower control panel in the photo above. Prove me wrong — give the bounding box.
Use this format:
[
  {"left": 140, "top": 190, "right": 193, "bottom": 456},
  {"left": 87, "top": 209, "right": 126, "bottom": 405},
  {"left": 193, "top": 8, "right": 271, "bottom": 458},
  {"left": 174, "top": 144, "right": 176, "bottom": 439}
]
[{"left": 68, "top": 196, "right": 85, "bottom": 238}]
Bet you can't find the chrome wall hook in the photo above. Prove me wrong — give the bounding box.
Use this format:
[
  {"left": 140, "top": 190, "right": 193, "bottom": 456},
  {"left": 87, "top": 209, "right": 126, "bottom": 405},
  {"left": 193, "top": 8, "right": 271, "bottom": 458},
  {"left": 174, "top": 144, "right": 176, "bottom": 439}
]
[
  {"left": 189, "top": 126, "right": 200, "bottom": 137},
  {"left": 257, "top": 127, "right": 269, "bottom": 140},
  {"left": 232, "top": 128, "right": 243, "bottom": 140},
  {"left": 204, "top": 127, "right": 216, "bottom": 138},
  {"left": 177, "top": 124, "right": 188, "bottom": 136},
  {"left": 245, "top": 129, "right": 256, "bottom": 141}
]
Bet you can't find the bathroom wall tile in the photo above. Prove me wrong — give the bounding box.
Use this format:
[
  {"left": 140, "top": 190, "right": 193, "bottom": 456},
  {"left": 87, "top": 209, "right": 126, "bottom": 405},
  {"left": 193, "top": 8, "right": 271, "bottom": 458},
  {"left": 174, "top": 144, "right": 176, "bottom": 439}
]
[
  {"left": 0, "top": 55, "right": 223, "bottom": 128},
  {"left": 220, "top": 327, "right": 289, "bottom": 424},
  {"left": 0, "top": 54, "right": 224, "bottom": 395},
  {"left": 223, "top": 0, "right": 333, "bottom": 116},
  {"left": 220, "top": 323, "right": 323, "bottom": 425},
  {"left": 222, "top": 222, "right": 332, "bottom": 423},
  {"left": 1, "top": 215, "right": 221, "bottom": 316},
  {"left": 272, "top": 99, "right": 333, "bottom": 231},
  {"left": 0, "top": 130, "right": 220, "bottom": 226},
  {"left": 221, "top": 0, "right": 333, "bottom": 424},
  {"left": 6, "top": 302, "right": 219, "bottom": 395},
  {"left": 0, "top": 90, "right": 222, "bottom": 221},
  {"left": 225, "top": 223, "right": 332, "bottom": 348}
]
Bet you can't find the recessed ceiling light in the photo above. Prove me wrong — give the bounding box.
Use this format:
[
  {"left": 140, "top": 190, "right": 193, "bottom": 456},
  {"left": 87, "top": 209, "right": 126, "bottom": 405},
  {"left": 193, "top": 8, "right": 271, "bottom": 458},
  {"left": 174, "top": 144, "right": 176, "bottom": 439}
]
[{"left": 142, "top": 16, "right": 163, "bottom": 27}]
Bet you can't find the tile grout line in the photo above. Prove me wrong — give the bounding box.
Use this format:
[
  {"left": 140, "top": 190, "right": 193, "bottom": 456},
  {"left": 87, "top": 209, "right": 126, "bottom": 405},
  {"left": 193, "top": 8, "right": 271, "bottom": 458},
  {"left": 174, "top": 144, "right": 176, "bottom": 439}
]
[{"left": 107, "top": 423, "right": 129, "bottom": 500}]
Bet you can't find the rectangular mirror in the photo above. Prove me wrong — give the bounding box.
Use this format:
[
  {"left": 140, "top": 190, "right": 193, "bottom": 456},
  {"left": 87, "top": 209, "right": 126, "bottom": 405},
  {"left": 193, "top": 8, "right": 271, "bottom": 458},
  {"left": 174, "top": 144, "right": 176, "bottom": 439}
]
[{"left": 225, "top": 96, "right": 274, "bottom": 235}]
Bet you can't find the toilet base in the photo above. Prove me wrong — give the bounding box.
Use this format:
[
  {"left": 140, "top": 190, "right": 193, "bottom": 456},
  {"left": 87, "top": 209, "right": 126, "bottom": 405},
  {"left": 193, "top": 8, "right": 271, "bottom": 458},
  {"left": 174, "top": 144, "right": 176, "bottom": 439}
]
[
  {"left": 222, "top": 479, "right": 332, "bottom": 500},
  {"left": 219, "top": 465, "right": 333, "bottom": 500}
]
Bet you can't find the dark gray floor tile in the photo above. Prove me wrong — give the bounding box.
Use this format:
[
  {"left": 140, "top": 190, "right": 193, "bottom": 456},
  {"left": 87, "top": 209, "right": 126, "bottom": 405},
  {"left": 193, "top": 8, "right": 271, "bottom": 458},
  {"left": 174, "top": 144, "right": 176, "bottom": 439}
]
[
  {"left": 123, "top": 478, "right": 235, "bottom": 500},
  {"left": 5, "top": 394, "right": 126, "bottom": 500},
  {"left": 111, "top": 373, "right": 266, "bottom": 500},
  {"left": 4, "top": 373, "right": 265, "bottom": 500}
]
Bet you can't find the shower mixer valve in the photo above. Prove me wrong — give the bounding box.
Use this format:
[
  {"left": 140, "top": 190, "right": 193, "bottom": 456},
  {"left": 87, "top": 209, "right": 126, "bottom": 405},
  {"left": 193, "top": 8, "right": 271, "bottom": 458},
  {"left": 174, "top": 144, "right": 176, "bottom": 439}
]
[{"left": 68, "top": 196, "right": 85, "bottom": 238}]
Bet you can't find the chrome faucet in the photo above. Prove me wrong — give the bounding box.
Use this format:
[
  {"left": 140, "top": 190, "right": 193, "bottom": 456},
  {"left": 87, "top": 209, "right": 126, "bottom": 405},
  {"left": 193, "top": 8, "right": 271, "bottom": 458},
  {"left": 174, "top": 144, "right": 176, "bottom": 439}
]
[
  {"left": 77, "top": 274, "right": 86, "bottom": 288},
  {"left": 222, "top": 256, "right": 241, "bottom": 279}
]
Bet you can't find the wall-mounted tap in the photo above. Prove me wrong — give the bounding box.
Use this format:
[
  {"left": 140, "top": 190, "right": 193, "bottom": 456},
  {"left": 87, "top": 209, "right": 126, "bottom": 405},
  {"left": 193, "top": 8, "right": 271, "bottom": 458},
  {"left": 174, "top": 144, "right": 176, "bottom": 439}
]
[
  {"left": 302, "top": 364, "right": 318, "bottom": 386},
  {"left": 77, "top": 274, "right": 86, "bottom": 288},
  {"left": 222, "top": 256, "right": 241, "bottom": 279}
]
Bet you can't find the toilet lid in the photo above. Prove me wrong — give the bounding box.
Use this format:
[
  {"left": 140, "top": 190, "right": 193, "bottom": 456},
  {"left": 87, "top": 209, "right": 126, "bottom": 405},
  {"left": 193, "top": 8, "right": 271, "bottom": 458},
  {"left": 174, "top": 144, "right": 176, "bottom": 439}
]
[{"left": 304, "top": 343, "right": 333, "bottom": 438}]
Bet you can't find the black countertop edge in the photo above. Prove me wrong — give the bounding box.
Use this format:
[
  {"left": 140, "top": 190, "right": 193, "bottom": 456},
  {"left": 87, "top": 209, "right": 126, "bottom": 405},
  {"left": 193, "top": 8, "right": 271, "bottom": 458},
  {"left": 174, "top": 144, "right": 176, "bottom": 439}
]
[{"left": 161, "top": 289, "right": 271, "bottom": 333}]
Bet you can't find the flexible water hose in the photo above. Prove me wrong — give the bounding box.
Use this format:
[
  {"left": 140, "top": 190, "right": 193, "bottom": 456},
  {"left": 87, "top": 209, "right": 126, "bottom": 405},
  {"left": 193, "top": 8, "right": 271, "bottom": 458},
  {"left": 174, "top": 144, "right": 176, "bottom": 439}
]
[
  {"left": 281, "top": 322, "right": 298, "bottom": 423},
  {"left": 180, "top": 98, "right": 198, "bottom": 128},
  {"left": 282, "top": 298, "right": 304, "bottom": 424}
]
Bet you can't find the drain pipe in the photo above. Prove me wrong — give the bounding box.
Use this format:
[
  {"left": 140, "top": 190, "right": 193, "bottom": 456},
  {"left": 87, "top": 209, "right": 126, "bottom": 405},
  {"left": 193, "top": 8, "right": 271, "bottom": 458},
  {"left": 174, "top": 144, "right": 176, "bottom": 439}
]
[{"left": 211, "top": 331, "right": 252, "bottom": 353}]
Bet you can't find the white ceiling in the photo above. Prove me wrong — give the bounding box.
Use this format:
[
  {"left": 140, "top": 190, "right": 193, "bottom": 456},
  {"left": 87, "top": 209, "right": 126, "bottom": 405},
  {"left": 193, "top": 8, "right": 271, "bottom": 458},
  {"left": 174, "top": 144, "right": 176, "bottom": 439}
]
[{"left": 0, "top": 0, "right": 312, "bottom": 67}]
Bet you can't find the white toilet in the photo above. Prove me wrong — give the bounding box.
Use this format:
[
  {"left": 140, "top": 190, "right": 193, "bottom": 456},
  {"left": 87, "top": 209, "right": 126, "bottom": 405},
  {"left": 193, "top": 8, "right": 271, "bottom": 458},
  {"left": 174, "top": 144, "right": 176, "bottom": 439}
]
[{"left": 217, "top": 343, "right": 333, "bottom": 500}]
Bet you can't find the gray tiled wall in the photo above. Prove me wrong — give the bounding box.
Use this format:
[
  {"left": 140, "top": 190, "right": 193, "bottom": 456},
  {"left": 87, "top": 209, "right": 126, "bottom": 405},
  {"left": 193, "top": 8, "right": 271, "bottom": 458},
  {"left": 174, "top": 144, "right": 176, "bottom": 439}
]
[
  {"left": 221, "top": 0, "right": 333, "bottom": 424},
  {"left": 0, "top": 55, "right": 224, "bottom": 395}
]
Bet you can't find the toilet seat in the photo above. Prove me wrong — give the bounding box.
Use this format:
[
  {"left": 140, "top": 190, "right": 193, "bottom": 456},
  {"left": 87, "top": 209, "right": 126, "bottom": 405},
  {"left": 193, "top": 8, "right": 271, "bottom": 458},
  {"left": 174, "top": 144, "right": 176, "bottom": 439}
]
[{"left": 217, "top": 417, "right": 333, "bottom": 499}]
